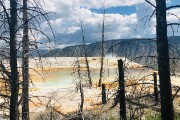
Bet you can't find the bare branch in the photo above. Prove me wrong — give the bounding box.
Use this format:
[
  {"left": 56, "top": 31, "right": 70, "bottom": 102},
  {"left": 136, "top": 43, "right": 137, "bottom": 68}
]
[
  {"left": 167, "top": 23, "right": 180, "bottom": 26},
  {"left": 145, "top": 0, "right": 156, "bottom": 8},
  {"left": 166, "top": 5, "right": 180, "bottom": 11},
  {"left": 149, "top": 9, "right": 156, "bottom": 22},
  {"left": 0, "top": 94, "right": 10, "bottom": 98},
  {"left": 0, "top": 1, "right": 11, "bottom": 26}
]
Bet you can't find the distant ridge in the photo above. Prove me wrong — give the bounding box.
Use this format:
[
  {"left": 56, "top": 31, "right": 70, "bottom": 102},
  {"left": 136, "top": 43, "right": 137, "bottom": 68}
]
[
  {"left": 43, "top": 36, "right": 180, "bottom": 58},
  {"left": 43, "top": 36, "right": 180, "bottom": 72}
]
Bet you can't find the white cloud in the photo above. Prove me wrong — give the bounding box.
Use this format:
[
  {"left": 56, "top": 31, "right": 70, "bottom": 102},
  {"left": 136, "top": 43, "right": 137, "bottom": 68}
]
[
  {"left": 167, "top": 9, "right": 180, "bottom": 23},
  {"left": 36, "top": 0, "right": 180, "bottom": 48},
  {"left": 67, "top": 26, "right": 81, "bottom": 34},
  {"left": 1, "top": 0, "right": 179, "bottom": 49},
  {"left": 167, "top": 8, "right": 180, "bottom": 36}
]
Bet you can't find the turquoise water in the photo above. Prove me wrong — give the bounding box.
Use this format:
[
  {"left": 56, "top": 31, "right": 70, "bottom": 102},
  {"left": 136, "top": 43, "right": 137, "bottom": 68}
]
[
  {"left": 35, "top": 70, "right": 74, "bottom": 88},
  {"left": 35, "top": 68, "right": 151, "bottom": 88}
]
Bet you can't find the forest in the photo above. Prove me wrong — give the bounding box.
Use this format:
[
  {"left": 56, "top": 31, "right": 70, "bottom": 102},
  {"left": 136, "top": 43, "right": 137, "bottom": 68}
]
[{"left": 0, "top": 0, "right": 180, "bottom": 120}]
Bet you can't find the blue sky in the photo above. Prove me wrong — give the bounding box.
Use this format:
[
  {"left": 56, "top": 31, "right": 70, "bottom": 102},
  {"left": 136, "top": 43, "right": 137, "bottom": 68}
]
[
  {"left": 91, "top": 1, "right": 179, "bottom": 15},
  {"left": 167, "top": 0, "right": 179, "bottom": 6},
  {"left": 91, "top": 6, "right": 136, "bottom": 15},
  {"left": 39, "top": 0, "right": 180, "bottom": 48}
]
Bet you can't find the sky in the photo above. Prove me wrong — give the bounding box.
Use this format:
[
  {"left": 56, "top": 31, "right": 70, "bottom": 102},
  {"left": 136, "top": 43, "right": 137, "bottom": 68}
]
[{"left": 39, "top": 0, "right": 180, "bottom": 49}]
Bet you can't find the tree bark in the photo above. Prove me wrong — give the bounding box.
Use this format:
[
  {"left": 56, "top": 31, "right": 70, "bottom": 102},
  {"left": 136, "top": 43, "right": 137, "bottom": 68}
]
[
  {"left": 22, "top": 0, "right": 29, "bottom": 119},
  {"left": 118, "top": 60, "right": 126, "bottom": 120},
  {"left": 81, "top": 24, "right": 92, "bottom": 87},
  {"left": 102, "top": 84, "right": 107, "bottom": 104},
  {"left": 155, "top": 0, "right": 174, "bottom": 119},
  {"left": 77, "top": 57, "right": 84, "bottom": 119},
  {"left": 9, "top": 0, "right": 19, "bottom": 119},
  {"left": 153, "top": 72, "right": 159, "bottom": 103},
  {"left": 98, "top": 9, "right": 105, "bottom": 87},
  {"left": 79, "top": 78, "right": 84, "bottom": 116}
]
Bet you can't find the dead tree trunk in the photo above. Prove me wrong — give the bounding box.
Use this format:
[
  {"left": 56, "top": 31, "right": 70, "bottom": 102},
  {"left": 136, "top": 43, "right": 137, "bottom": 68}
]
[
  {"left": 153, "top": 72, "right": 158, "bottom": 103},
  {"left": 22, "top": 0, "right": 29, "bottom": 119},
  {"left": 80, "top": 24, "right": 92, "bottom": 88},
  {"left": 77, "top": 57, "right": 84, "bottom": 119},
  {"left": 118, "top": 59, "right": 126, "bottom": 120},
  {"left": 102, "top": 84, "right": 107, "bottom": 104},
  {"left": 79, "top": 78, "right": 84, "bottom": 117},
  {"left": 98, "top": 9, "right": 105, "bottom": 87},
  {"left": 9, "top": 0, "right": 19, "bottom": 119},
  {"left": 156, "top": 0, "right": 174, "bottom": 119}
]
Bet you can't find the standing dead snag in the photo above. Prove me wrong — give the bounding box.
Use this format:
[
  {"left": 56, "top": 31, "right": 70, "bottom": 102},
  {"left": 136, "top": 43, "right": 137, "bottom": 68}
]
[
  {"left": 102, "top": 84, "right": 107, "bottom": 104},
  {"left": 0, "top": 0, "right": 54, "bottom": 119},
  {"left": 9, "top": 0, "right": 19, "bottom": 119},
  {"left": 144, "top": 0, "right": 178, "bottom": 119},
  {"left": 118, "top": 59, "right": 126, "bottom": 120},
  {"left": 155, "top": 0, "right": 174, "bottom": 119},
  {"left": 0, "top": 1, "right": 19, "bottom": 118},
  {"left": 80, "top": 23, "right": 92, "bottom": 88},
  {"left": 98, "top": 8, "right": 105, "bottom": 87},
  {"left": 153, "top": 72, "right": 158, "bottom": 103},
  {"left": 79, "top": 77, "right": 84, "bottom": 119},
  {"left": 75, "top": 57, "right": 84, "bottom": 119},
  {"left": 22, "top": 0, "right": 29, "bottom": 119}
]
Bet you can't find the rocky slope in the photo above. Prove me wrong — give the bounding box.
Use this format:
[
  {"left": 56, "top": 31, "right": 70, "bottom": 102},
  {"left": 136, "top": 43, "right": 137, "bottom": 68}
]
[
  {"left": 43, "top": 36, "right": 180, "bottom": 72},
  {"left": 44, "top": 36, "right": 180, "bottom": 57}
]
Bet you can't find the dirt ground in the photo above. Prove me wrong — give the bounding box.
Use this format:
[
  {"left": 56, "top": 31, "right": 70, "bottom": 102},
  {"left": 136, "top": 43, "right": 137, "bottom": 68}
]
[{"left": 0, "top": 57, "right": 179, "bottom": 119}]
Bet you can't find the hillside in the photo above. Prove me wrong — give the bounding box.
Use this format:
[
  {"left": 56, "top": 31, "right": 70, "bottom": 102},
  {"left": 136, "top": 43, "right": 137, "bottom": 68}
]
[
  {"left": 44, "top": 36, "right": 180, "bottom": 57},
  {"left": 43, "top": 39, "right": 154, "bottom": 57},
  {"left": 43, "top": 36, "right": 180, "bottom": 73}
]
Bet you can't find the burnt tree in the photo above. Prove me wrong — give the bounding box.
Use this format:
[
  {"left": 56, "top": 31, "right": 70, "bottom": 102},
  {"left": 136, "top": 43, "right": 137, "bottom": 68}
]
[
  {"left": 118, "top": 59, "right": 126, "bottom": 120},
  {"left": 153, "top": 72, "right": 158, "bottom": 103},
  {"left": 76, "top": 57, "right": 84, "bottom": 120},
  {"left": 102, "top": 84, "right": 107, "bottom": 104},
  {"left": 9, "top": 0, "right": 19, "bottom": 119},
  {"left": 156, "top": 0, "right": 174, "bottom": 119},
  {"left": 22, "top": 0, "right": 29, "bottom": 119},
  {"left": 144, "top": 0, "right": 176, "bottom": 119},
  {"left": 98, "top": 8, "right": 105, "bottom": 87},
  {"left": 80, "top": 23, "right": 92, "bottom": 87}
]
